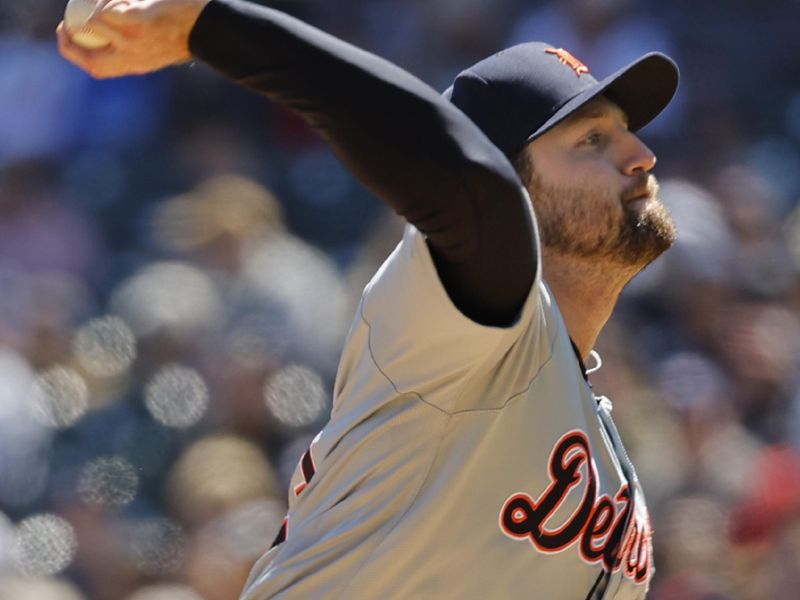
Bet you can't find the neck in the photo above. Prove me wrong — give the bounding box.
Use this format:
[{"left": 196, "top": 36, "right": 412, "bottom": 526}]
[{"left": 542, "top": 249, "right": 639, "bottom": 362}]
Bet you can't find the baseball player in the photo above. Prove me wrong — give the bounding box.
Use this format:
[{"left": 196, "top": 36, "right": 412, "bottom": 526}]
[{"left": 58, "top": 1, "right": 679, "bottom": 598}]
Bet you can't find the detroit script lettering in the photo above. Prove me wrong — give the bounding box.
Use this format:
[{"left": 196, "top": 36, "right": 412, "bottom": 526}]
[{"left": 499, "top": 430, "right": 652, "bottom": 584}]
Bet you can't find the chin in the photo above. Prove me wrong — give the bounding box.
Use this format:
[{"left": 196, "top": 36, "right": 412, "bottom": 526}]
[
  {"left": 642, "top": 197, "right": 677, "bottom": 242},
  {"left": 619, "top": 199, "right": 677, "bottom": 266}
]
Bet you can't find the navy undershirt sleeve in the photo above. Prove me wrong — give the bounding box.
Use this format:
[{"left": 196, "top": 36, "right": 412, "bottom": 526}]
[{"left": 189, "top": 0, "right": 538, "bottom": 326}]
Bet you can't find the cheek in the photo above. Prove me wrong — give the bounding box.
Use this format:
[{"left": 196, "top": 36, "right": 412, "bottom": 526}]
[
  {"left": 543, "top": 156, "right": 622, "bottom": 195},
  {"left": 540, "top": 170, "right": 625, "bottom": 215}
]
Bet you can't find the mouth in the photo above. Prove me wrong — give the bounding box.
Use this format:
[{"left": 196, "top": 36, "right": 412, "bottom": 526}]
[
  {"left": 621, "top": 189, "right": 651, "bottom": 209},
  {"left": 626, "top": 192, "right": 653, "bottom": 204},
  {"left": 622, "top": 176, "right": 659, "bottom": 206}
]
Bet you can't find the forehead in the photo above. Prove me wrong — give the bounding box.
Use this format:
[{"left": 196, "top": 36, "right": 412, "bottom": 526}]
[{"left": 559, "top": 97, "right": 629, "bottom": 130}]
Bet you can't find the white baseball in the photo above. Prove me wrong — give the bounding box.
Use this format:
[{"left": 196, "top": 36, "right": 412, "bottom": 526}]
[{"left": 64, "top": 0, "right": 111, "bottom": 49}]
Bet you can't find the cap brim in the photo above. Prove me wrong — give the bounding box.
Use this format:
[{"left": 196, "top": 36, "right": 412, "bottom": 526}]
[{"left": 525, "top": 52, "right": 679, "bottom": 144}]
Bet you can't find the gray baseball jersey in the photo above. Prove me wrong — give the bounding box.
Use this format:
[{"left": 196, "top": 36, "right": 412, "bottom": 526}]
[{"left": 241, "top": 222, "right": 654, "bottom": 599}]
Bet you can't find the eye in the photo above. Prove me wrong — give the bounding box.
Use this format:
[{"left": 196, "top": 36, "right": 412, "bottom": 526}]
[{"left": 579, "top": 132, "right": 602, "bottom": 147}]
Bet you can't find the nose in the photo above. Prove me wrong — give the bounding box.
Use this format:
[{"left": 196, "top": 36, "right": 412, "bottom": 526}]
[{"left": 620, "top": 132, "right": 657, "bottom": 176}]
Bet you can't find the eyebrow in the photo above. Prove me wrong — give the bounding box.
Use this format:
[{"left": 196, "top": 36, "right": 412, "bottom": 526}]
[{"left": 568, "top": 104, "right": 629, "bottom": 128}]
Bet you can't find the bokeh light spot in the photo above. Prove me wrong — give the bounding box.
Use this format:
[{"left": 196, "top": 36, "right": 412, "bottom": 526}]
[
  {"left": 111, "top": 262, "right": 223, "bottom": 339},
  {"left": 13, "top": 514, "right": 77, "bottom": 576},
  {"left": 145, "top": 365, "right": 209, "bottom": 428},
  {"left": 127, "top": 517, "right": 185, "bottom": 577},
  {"left": 264, "top": 365, "right": 326, "bottom": 428},
  {"left": 77, "top": 455, "right": 139, "bottom": 508},
  {"left": 29, "top": 367, "right": 89, "bottom": 429},
  {"left": 72, "top": 315, "right": 137, "bottom": 377},
  {"left": 167, "top": 435, "right": 280, "bottom": 526}
]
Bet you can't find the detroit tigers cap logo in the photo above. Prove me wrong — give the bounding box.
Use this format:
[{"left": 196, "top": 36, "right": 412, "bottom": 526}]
[{"left": 545, "top": 47, "right": 590, "bottom": 77}]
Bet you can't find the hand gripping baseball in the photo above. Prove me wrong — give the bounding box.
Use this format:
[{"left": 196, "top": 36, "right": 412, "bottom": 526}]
[{"left": 57, "top": 0, "right": 211, "bottom": 79}]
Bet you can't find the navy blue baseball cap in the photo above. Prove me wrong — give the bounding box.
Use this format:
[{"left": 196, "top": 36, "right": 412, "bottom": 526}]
[{"left": 443, "top": 42, "right": 679, "bottom": 158}]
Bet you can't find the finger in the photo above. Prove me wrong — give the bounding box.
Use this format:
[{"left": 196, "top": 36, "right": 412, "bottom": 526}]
[
  {"left": 96, "top": 2, "right": 139, "bottom": 28},
  {"left": 57, "top": 22, "right": 93, "bottom": 67},
  {"left": 56, "top": 22, "right": 116, "bottom": 78},
  {"left": 89, "top": 0, "right": 129, "bottom": 18},
  {"left": 80, "top": 15, "right": 129, "bottom": 46}
]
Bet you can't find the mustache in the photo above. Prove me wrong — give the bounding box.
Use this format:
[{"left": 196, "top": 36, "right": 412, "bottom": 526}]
[{"left": 621, "top": 174, "right": 659, "bottom": 203}]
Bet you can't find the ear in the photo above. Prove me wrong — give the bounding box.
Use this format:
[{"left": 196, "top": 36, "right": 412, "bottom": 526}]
[{"left": 511, "top": 144, "right": 534, "bottom": 188}]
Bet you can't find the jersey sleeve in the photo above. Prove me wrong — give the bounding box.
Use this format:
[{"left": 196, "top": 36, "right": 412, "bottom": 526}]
[
  {"left": 360, "top": 217, "right": 545, "bottom": 414},
  {"left": 188, "top": 0, "right": 538, "bottom": 327}
]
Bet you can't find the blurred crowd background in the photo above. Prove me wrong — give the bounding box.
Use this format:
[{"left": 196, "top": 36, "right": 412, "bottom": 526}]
[{"left": 1, "top": 0, "right": 800, "bottom": 598}]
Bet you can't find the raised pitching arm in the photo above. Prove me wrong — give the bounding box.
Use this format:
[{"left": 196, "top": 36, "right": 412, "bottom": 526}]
[{"left": 58, "top": 0, "right": 539, "bottom": 325}]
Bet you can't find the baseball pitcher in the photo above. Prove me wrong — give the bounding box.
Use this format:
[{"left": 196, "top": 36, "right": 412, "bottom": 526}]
[{"left": 58, "top": 1, "right": 679, "bottom": 597}]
